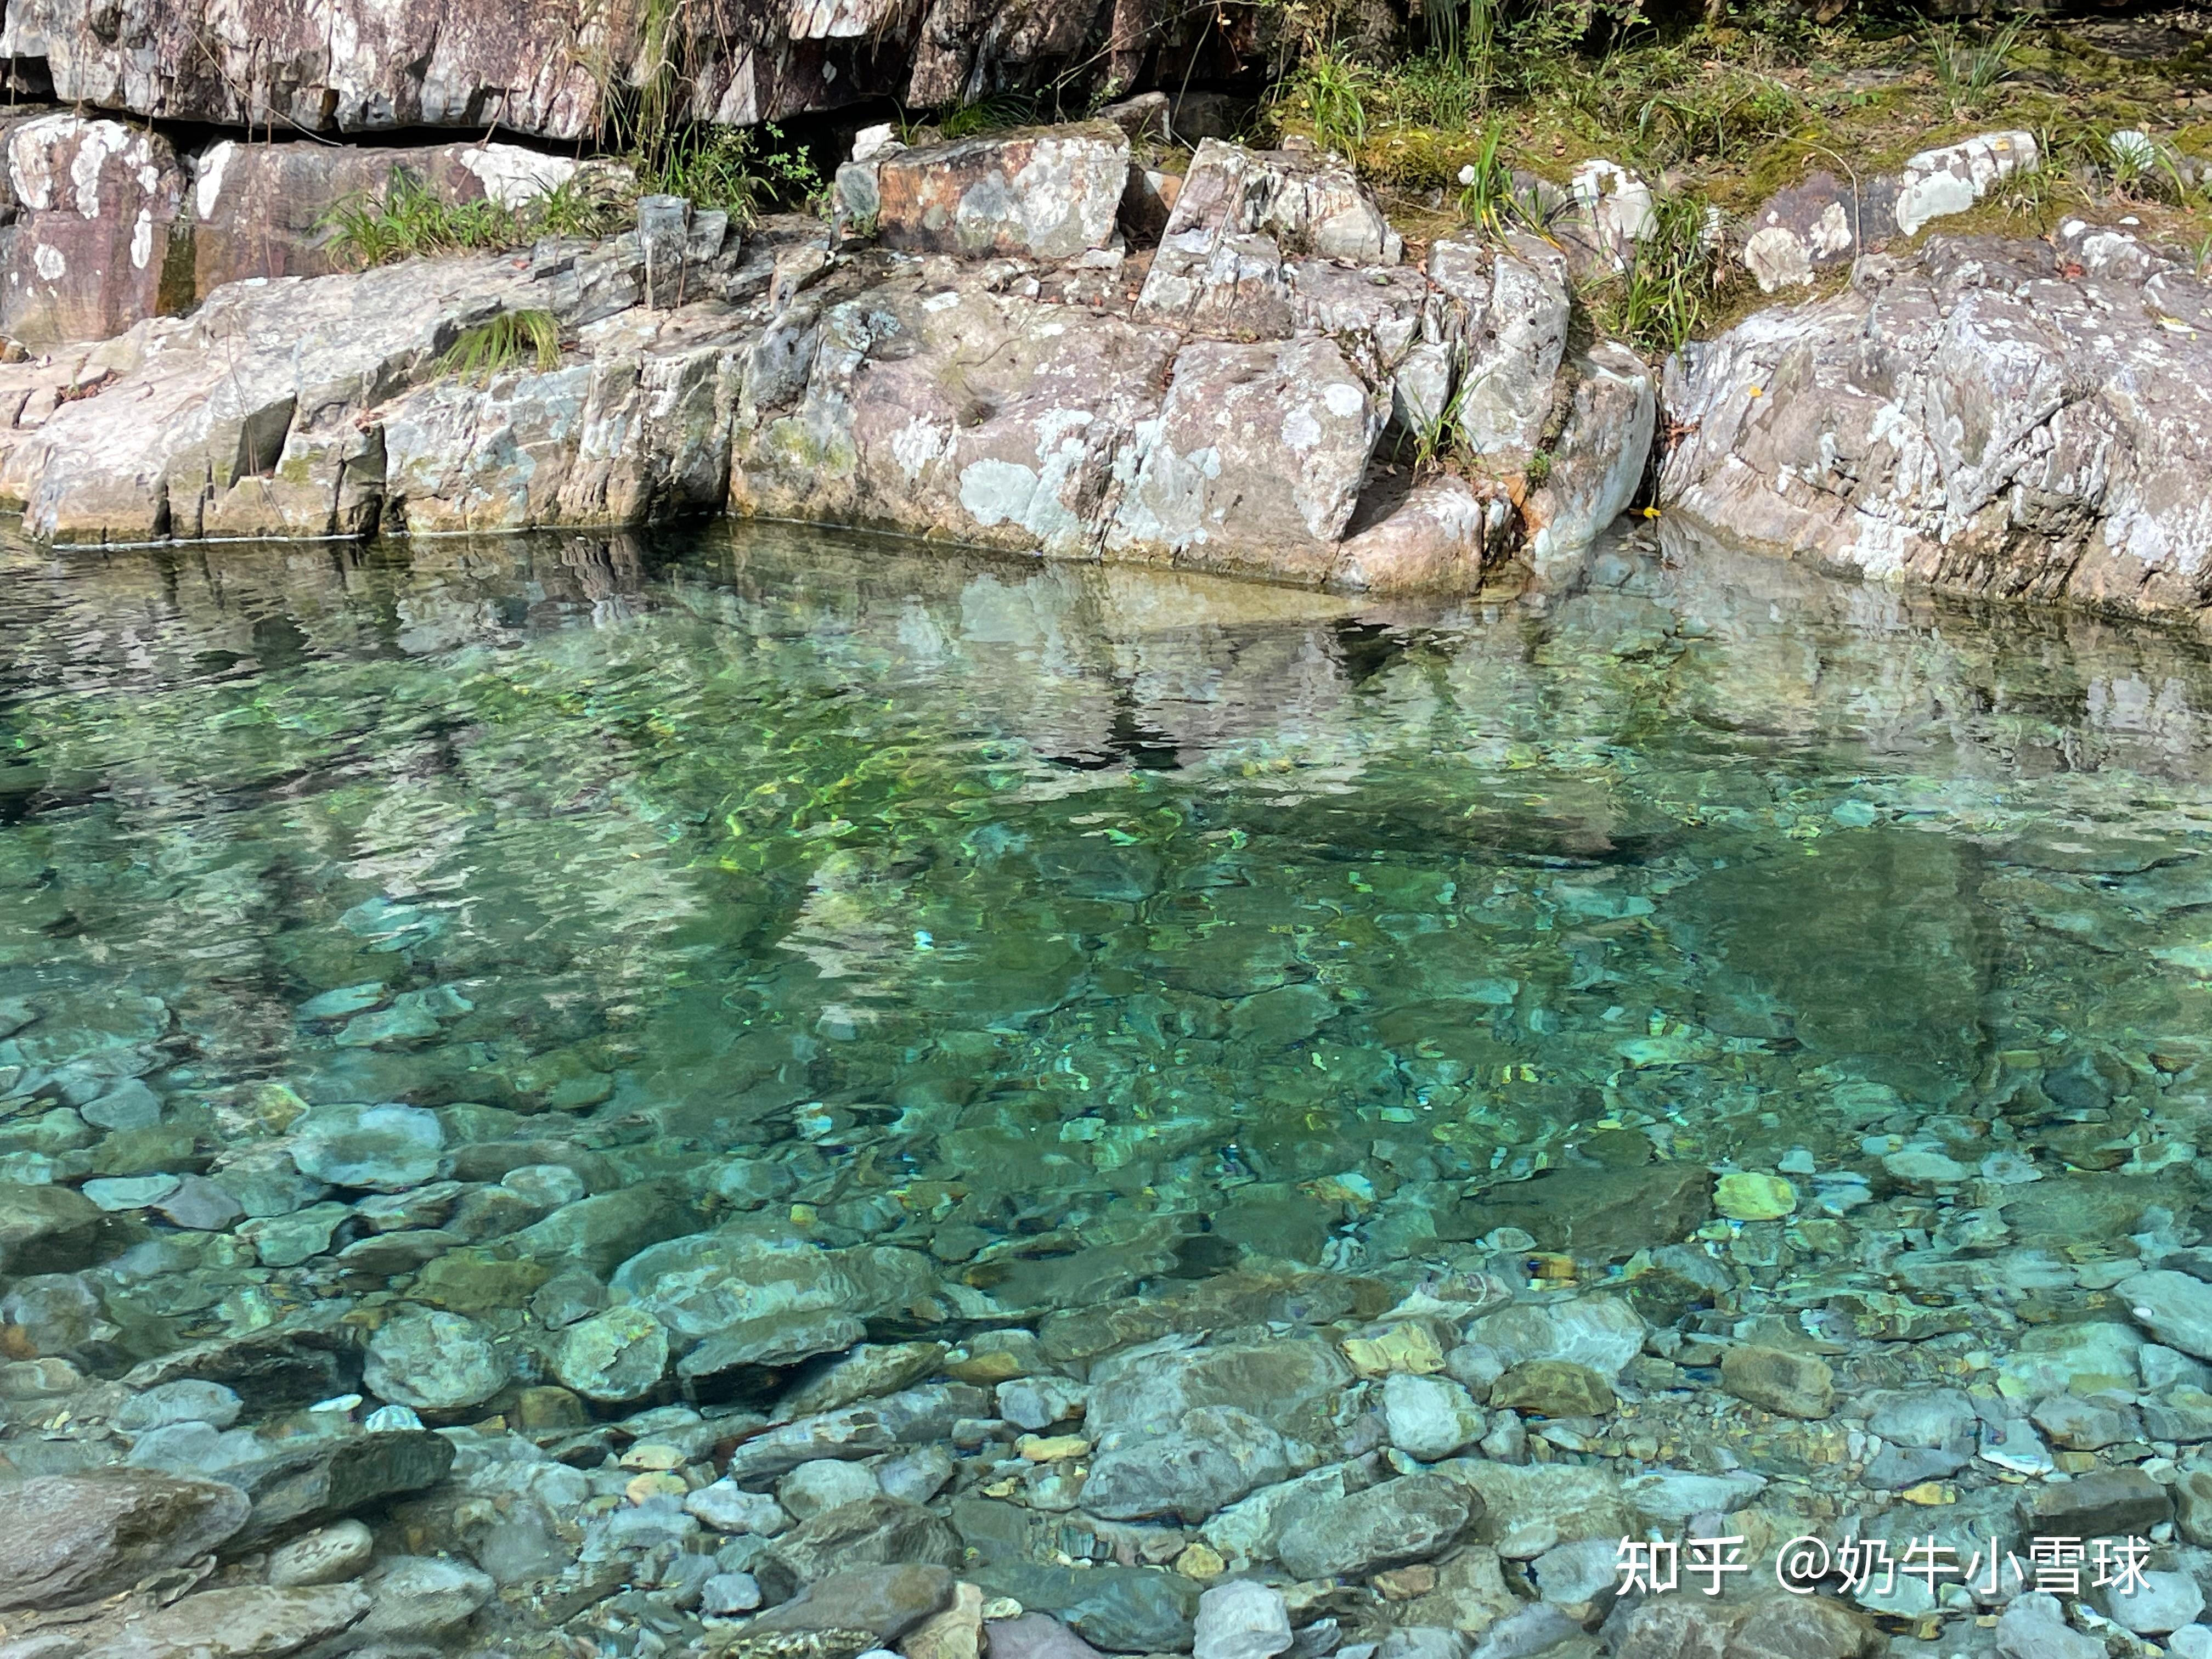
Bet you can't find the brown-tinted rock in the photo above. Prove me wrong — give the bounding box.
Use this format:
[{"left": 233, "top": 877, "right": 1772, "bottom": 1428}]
[
  {"left": 1719, "top": 1345, "right": 1834, "bottom": 1420},
  {"left": 1332, "top": 475, "right": 1510, "bottom": 596},
  {"left": 2, "top": 115, "right": 188, "bottom": 348},
  {"left": 771, "top": 1497, "right": 963, "bottom": 1583},
  {"left": 876, "top": 125, "right": 1128, "bottom": 260},
  {"left": 222, "top": 1429, "right": 458, "bottom": 1549},
  {"left": 1491, "top": 1361, "right": 1616, "bottom": 1418},
  {"left": 0, "top": 1471, "right": 250, "bottom": 1611},
  {"left": 2027, "top": 1464, "right": 2172, "bottom": 1541},
  {"left": 1463, "top": 1163, "right": 1713, "bottom": 1260},
  {"left": 100, "top": 1583, "right": 369, "bottom": 1659},
  {"left": 986, "top": 1613, "right": 1107, "bottom": 1659},
  {"left": 749, "top": 1564, "right": 955, "bottom": 1639}
]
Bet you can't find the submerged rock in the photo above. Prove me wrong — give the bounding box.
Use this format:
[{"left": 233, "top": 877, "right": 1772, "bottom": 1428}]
[{"left": 0, "top": 1470, "right": 249, "bottom": 1610}]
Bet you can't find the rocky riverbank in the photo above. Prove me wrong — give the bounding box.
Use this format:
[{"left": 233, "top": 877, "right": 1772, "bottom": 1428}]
[{"left": 0, "top": 103, "right": 2203, "bottom": 622}]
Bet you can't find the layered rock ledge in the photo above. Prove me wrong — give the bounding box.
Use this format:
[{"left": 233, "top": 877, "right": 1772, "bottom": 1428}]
[{"left": 0, "top": 131, "right": 1655, "bottom": 597}]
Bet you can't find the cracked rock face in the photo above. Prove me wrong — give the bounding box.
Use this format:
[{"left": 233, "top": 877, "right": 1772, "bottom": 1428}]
[
  {"left": 2, "top": 115, "right": 189, "bottom": 349},
  {"left": 0, "top": 0, "right": 1182, "bottom": 144},
  {"left": 1660, "top": 222, "right": 2212, "bottom": 622}
]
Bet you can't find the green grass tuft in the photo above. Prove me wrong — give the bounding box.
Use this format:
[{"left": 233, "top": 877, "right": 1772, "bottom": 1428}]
[
  {"left": 438, "top": 311, "right": 563, "bottom": 383},
  {"left": 320, "top": 168, "right": 520, "bottom": 268}
]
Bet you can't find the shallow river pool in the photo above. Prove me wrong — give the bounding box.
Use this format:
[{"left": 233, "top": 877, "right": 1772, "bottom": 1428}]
[{"left": 4, "top": 520, "right": 2212, "bottom": 1656}]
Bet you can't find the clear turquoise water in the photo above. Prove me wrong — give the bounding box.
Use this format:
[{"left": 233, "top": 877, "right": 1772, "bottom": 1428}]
[{"left": 4, "top": 519, "right": 2211, "bottom": 1329}]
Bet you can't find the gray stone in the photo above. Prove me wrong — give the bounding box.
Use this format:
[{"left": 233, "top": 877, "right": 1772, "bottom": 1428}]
[
  {"left": 639, "top": 194, "right": 692, "bottom": 309},
  {"left": 723, "top": 1385, "right": 988, "bottom": 1483},
  {"left": 997, "top": 1375, "right": 1087, "bottom": 1432},
  {"left": 150, "top": 1176, "right": 244, "bottom": 1232},
  {"left": 1193, "top": 1579, "right": 1291, "bottom": 1659},
  {"left": 290, "top": 1102, "right": 444, "bottom": 1192},
  {"left": 81, "top": 1078, "right": 162, "bottom": 1131},
  {"left": 781, "top": 1458, "right": 883, "bottom": 1520},
  {"left": 1532, "top": 1536, "right": 1620, "bottom": 1610},
  {"left": 2124, "top": 1270, "right": 2212, "bottom": 1361},
  {"left": 748, "top": 1562, "right": 955, "bottom": 1639},
  {"left": 2108, "top": 1570, "right": 2205, "bottom": 1635},
  {"left": 1865, "top": 1388, "right": 1974, "bottom": 1448},
  {"left": 1081, "top": 1406, "right": 1291, "bottom": 1523},
  {"left": 773, "top": 1497, "right": 964, "bottom": 1583},
  {"left": 687, "top": 1480, "right": 792, "bottom": 1535},
  {"left": 1622, "top": 1469, "right": 1768, "bottom": 1523},
  {"left": 1995, "top": 1592, "right": 2102, "bottom": 1659},
  {"left": 115, "top": 1380, "right": 244, "bottom": 1431},
  {"left": 1381, "top": 1373, "right": 1488, "bottom": 1462},
  {"left": 1466, "top": 1297, "right": 1645, "bottom": 1379},
  {"left": 551, "top": 1304, "right": 669, "bottom": 1402},
  {"left": 348, "top": 1556, "right": 495, "bottom": 1641},
  {"left": 267, "top": 1519, "right": 375, "bottom": 1588},
  {"left": 364, "top": 1308, "right": 505, "bottom": 1413},
  {"left": 876, "top": 1444, "right": 957, "bottom": 1506},
  {"left": 0, "top": 1471, "right": 250, "bottom": 1611},
  {"left": 1276, "top": 1474, "right": 1473, "bottom": 1581},
  {"left": 704, "top": 1571, "right": 764, "bottom": 1615},
  {"left": 82, "top": 1173, "right": 182, "bottom": 1212}
]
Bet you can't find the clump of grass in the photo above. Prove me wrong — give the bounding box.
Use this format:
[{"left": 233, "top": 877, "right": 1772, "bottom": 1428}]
[
  {"left": 1632, "top": 66, "right": 1803, "bottom": 167},
  {"left": 438, "top": 311, "right": 562, "bottom": 383},
  {"left": 1288, "top": 47, "right": 1373, "bottom": 160},
  {"left": 320, "top": 168, "right": 519, "bottom": 268},
  {"left": 1593, "top": 191, "right": 1727, "bottom": 357},
  {"left": 1454, "top": 122, "right": 1556, "bottom": 237},
  {"left": 527, "top": 176, "right": 623, "bottom": 240},
  {"left": 600, "top": 0, "right": 825, "bottom": 222},
  {"left": 1400, "top": 354, "right": 1475, "bottom": 474},
  {"left": 940, "top": 94, "right": 1038, "bottom": 139},
  {"left": 641, "top": 122, "right": 823, "bottom": 223},
  {"left": 1929, "top": 18, "right": 2025, "bottom": 119}
]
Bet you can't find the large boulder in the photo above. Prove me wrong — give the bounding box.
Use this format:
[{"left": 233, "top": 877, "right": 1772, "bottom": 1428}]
[
  {"left": 1739, "top": 131, "right": 2038, "bottom": 293},
  {"left": 1661, "top": 223, "right": 2212, "bottom": 623},
  {"left": 876, "top": 125, "right": 1128, "bottom": 259},
  {"left": 190, "top": 140, "right": 578, "bottom": 295},
  {"left": 731, "top": 274, "right": 1179, "bottom": 561},
  {"left": 3, "top": 114, "right": 189, "bottom": 347},
  {"left": 1104, "top": 336, "right": 1383, "bottom": 582}
]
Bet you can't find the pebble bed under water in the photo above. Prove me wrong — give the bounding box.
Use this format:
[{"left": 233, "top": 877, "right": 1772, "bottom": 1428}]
[{"left": 3, "top": 521, "right": 2212, "bottom": 1658}]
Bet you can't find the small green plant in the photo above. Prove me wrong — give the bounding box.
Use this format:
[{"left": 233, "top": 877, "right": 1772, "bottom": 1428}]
[
  {"left": 1597, "top": 190, "right": 1723, "bottom": 357},
  {"left": 1525, "top": 448, "right": 1553, "bottom": 486},
  {"left": 1455, "top": 122, "right": 1522, "bottom": 237},
  {"left": 1291, "top": 48, "right": 1372, "bottom": 160},
  {"left": 1633, "top": 67, "right": 1800, "bottom": 166},
  {"left": 526, "top": 176, "right": 621, "bottom": 240},
  {"left": 645, "top": 123, "right": 823, "bottom": 224},
  {"left": 1400, "top": 359, "right": 1476, "bottom": 475},
  {"left": 1928, "top": 18, "right": 2024, "bottom": 119},
  {"left": 320, "top": 168, "right": 520, "bottom": 268},
  {"left": 438, "top": 311, "right": 562, "bottom": 383},
  {"left": 1424, "top": 0, "right": 1498, "bottom": 92},
  {"left": 940, "top": 94, "right": 1037, "bottom": 139}
]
